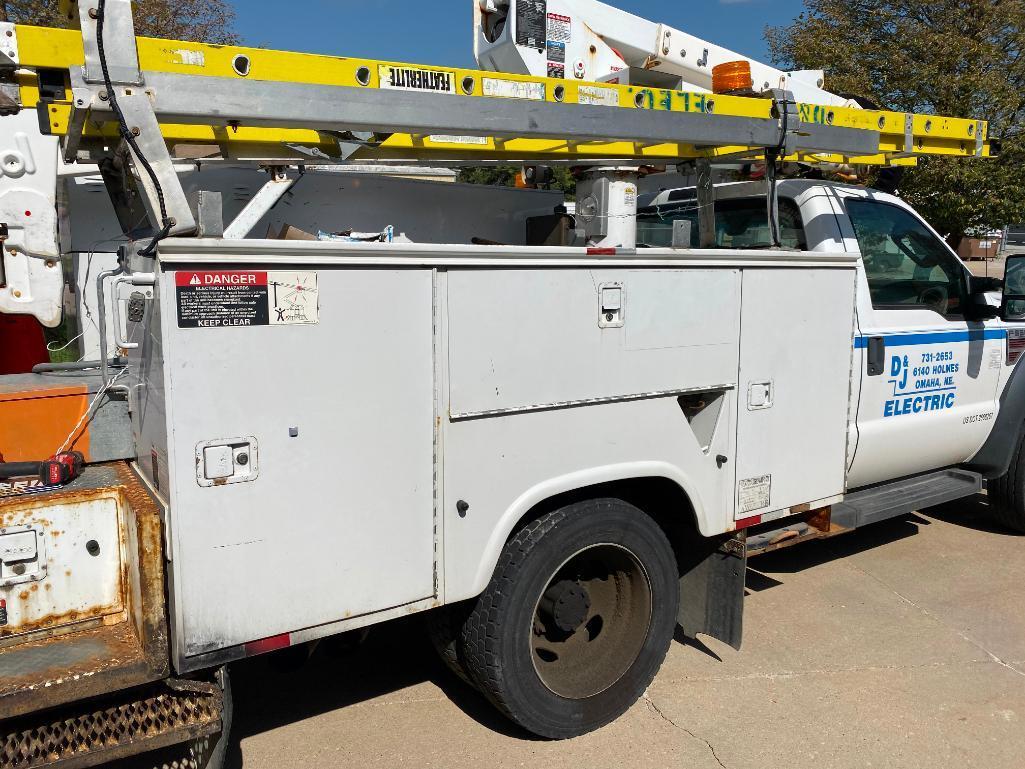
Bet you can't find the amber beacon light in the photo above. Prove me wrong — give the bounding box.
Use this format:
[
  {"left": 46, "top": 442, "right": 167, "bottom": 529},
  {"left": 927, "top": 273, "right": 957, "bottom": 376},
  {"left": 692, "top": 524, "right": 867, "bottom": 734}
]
[{"left": 712, "top": 61, "right": 755, "bottom": 95}]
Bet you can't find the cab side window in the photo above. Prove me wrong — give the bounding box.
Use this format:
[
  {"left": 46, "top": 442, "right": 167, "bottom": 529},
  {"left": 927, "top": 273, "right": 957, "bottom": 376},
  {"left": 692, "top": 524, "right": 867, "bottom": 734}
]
[
  {"left": 846, "top": 199, "right": 967, "bottom": 317},
  {"left": 637, "top": 197, "right": 807, "bottom": 250}
]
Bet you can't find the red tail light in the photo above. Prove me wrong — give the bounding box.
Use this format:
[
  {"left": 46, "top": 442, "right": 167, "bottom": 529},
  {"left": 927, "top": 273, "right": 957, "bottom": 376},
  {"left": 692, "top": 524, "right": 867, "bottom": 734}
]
[{"left": 1008, "top": 329, "right": 1025, "bottom": 366}]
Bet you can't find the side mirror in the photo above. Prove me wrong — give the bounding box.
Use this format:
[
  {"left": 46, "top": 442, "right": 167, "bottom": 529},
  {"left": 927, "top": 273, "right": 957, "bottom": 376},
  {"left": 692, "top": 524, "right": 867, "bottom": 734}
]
[
  {"left": 1003, "top": 254, "right": 1025, "bottom": 322},
  {"left": 967, "top": 274, "right": 1003, "bottom": 321}
]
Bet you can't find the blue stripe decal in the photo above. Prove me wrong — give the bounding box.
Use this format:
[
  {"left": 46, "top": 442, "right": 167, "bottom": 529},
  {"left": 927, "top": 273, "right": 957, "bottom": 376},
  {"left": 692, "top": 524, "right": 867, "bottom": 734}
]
[{"left": 854, "top": 330, "right": 1007, "bottom": 349}]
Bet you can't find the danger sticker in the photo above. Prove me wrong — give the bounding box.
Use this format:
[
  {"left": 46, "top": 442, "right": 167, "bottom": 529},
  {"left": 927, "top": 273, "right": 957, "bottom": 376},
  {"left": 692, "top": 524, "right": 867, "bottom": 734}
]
[
  {"left": 547, "top": 12, "right": 571, "bottom": 43},
  {"left": 176, "top": 271, "right": 319, "bottom": 329}
]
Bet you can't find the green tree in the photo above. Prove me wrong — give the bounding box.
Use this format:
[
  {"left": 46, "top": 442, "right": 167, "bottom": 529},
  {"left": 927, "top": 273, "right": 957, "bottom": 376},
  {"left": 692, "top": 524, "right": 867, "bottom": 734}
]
[
  {"left": 0, "top": 0, "right": 239, "bottom": 44},
  {"left": 767, "top": 0, "right": 1025, "bottom": 245},
  {"left": 457, "top": 165, "right": 577, "bottom": 198}
]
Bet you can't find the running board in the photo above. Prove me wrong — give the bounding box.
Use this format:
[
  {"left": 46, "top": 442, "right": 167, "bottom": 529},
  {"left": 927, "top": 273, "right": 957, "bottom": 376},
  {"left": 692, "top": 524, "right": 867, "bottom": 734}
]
[
  {"left": 832, "top": 469, "right": 983, "bottom": 529},
  {"left": 747, "top": 469, "right": 983, "bottom": 557}
]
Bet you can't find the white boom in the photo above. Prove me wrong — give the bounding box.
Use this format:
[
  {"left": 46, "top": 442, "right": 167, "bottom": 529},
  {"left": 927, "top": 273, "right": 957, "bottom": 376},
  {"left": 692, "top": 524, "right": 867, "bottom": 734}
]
[{"left": 474, "top": 0, "right": 858, "bottom": 108}]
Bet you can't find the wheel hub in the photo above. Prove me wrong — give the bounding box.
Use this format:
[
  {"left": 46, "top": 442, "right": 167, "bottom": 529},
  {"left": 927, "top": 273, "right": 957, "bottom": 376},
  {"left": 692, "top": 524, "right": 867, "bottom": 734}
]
[
  {"left": 530, "top": 544, "right": 653, "bottom": 700},
  {"left": 540, "top": 580, "right": 591, "bottom": 633}
]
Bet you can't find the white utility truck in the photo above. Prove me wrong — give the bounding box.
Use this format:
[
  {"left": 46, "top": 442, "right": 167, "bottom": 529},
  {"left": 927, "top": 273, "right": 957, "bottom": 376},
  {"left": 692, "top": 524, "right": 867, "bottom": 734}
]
[{"left": 0, "top": 0, "right": 1021, "bottom": 765}]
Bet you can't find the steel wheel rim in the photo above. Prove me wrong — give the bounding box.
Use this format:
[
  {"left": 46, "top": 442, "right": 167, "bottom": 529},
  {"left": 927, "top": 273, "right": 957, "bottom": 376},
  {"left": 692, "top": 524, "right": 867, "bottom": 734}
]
[{"left": 530, "top": 543, "right": 653, "bottom": 700}]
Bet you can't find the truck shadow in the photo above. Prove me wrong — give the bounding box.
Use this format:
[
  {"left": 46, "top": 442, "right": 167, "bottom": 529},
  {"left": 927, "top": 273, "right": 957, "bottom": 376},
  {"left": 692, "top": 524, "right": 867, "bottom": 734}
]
[
  {"left": 748, "top": 513, "right": 929, "bottom": 577},
  {"left": 220, "top": 616, "right": 535, "bottom": 767},
  {"left": 115, "top": 492, "right": 1016, "bottom": 766},
  {"left": 922, "top": 491, "right": 1023, "bottom": 536},
  {"left": 747, "top": 491, "right": 1017, "bottom": 583}
]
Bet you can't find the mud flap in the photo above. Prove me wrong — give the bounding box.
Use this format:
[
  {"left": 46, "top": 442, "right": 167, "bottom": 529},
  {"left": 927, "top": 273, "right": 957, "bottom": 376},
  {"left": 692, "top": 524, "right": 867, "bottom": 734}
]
[{"left": 676, "top": 533, "right": 746, "bottom": 650}]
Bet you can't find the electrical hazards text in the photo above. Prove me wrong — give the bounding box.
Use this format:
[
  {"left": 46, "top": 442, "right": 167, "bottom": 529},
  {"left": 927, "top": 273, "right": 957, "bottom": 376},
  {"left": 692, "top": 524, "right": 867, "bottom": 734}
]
[{"left": 176, "top": 271, "right": 319, "bottom": 329}]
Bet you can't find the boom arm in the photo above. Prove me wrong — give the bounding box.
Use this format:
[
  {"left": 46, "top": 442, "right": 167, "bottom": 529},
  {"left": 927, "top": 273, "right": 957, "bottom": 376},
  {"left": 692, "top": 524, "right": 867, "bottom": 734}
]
[{"left": 474, "top": 0, "right": 857, "bottom": 107}]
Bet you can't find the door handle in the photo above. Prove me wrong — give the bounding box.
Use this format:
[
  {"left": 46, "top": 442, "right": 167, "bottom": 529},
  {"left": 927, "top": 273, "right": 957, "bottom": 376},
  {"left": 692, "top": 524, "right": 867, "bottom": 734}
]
[{"left": 867, "top": 336, "right": 886, "bottom": 376}]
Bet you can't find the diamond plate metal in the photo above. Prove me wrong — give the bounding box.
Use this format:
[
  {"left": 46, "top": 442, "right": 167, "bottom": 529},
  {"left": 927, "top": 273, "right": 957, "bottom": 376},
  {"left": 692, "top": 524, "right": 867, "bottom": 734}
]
[{"left": 1, "top": 681, "right": 221, "bottom": 769}]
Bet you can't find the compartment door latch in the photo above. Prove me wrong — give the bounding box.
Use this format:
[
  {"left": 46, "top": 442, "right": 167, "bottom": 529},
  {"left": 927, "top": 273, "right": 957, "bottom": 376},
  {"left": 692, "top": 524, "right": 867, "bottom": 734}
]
[
  {"left": 748, "top": 381, "right": 774, "bottom": 410},
  {"left": 196, "top": 437, "right": 260, "bottom": 487},
  {"left": 599, "top": 282, "right": 625, "bottom": 328},
  {"left": 0, "top": 525, "right": 46, "bottom": 585}
]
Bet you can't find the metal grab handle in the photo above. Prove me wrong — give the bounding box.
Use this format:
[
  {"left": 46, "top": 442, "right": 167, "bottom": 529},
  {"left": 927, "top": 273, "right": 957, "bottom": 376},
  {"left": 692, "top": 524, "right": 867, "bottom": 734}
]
[
  {"left": 110, "top": 276, "right": 138, "bottom": 351},
  {"left": 110, "top": 274, "right": 156, "bottom": 351}
]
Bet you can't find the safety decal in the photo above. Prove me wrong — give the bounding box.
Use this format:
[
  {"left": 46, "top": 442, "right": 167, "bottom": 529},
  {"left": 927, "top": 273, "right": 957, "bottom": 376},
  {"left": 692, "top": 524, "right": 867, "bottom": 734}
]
[
  {"left": 171, "top": 49, "right": 206, "bottom": 67},
  {"left": 738, "top": 475, "right": 771, "bottom": 515},
  {"left": 578, "top": 85, "right": 620, "bottom": 107},
  {"left": 547, "top": 39, "right": 566, "bottom": 64},
  {"left": 546, "top": 12, "right": 571, "bottom": 80},
  {"left": 516, "top": 0, "right": 548, "bottom": 49},
  {"left": 482, "top": 77, "right": 546, "bottom": 101},
  {"left": 176, "top": 271, "right": 319, "bottom": 329},
  {"left": 547, "top": 12, "right": 571, "bottom": 43}
]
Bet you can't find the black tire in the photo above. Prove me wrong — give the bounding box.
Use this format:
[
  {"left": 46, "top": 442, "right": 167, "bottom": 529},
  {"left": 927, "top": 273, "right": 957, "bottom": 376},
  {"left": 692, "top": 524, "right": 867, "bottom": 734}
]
[
  {"left": 425, "top": 602, "right": 477, "bottom": 688},
  {"left": 460, "top": 498, "right": 679, "bottom": 739},
  {"left": 988, "top": 431, "right": 1025, "bottom": 533}
]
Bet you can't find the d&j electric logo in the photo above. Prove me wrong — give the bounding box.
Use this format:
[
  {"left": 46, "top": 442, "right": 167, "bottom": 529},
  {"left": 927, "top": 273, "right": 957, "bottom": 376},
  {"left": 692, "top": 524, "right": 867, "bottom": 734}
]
[{"left": 884, "top": 351, "right": 959, "bottom": 418}]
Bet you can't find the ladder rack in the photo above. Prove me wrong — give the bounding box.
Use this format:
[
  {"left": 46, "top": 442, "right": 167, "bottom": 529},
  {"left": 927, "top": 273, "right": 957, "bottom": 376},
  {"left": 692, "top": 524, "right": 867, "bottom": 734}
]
[
  {"left": 15, "top": 24, "right": 988, "bottom": 168},
  {"left": 3, "top": 0, "right": 991, "bottom": 239}
]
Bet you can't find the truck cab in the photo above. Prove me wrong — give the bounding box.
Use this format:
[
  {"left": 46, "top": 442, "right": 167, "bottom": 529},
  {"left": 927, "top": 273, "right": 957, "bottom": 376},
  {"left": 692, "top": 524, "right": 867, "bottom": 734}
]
[{"left": 639, "top": 179, "right": 1014, "bottom": 495}]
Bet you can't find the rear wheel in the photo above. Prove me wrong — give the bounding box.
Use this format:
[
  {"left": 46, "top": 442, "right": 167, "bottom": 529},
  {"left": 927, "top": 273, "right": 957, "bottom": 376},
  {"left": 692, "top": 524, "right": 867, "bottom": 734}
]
[
  {"left": 425, "top": 602, "right": 476, "bottom": 687},
  {"left": 461, "top": 498, "right": 679, "bottom": 739},
  {"left": 989, "top": 430, "right": 1025, "bottom": 533}
]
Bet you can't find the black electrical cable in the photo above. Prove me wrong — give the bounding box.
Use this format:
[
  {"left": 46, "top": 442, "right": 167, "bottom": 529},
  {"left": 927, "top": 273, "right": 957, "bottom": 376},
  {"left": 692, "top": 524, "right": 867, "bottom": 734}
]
[
  {"left": 775, "top": 93, "right": 791, "bottom": 157},
  {"left": 766, "top": 93, "right": 791, "bottom": 248},
  {"left": 95, "top": 0, "right": 173, "bottom": 257},
  {"left": 766, "top": 147, "right": 781, "bottom": 248}
]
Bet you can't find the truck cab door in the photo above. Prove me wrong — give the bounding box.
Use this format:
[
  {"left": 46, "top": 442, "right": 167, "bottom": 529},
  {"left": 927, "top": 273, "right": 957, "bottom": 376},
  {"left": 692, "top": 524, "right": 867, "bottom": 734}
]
[{"left": 832, "top": 191, "right": 1004, "bottom": 489}]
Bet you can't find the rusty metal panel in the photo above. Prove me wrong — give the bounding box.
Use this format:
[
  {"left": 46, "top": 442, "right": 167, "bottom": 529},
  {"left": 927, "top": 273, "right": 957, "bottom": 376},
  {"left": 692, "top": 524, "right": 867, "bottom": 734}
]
[
  {"left": 0, "top": 465, "right": 169, "bottom": 721},
  {"left": 0, "top": 489, "right": 126, "bottom": 642}
]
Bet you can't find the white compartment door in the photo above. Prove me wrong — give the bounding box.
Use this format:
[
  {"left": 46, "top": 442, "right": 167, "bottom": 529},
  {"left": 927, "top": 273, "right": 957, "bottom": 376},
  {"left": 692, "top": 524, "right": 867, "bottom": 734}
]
[
  {"left": 164, "top": 268, "right": 437, "bottom": 658},
  {"left": 734, "top": 269, "right": 856, "bottom": 521}
]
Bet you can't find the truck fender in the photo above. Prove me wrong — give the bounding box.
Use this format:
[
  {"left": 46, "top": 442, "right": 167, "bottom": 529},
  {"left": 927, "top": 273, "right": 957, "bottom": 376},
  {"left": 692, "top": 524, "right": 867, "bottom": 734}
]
[
  {"left": 466, "top": 461, "right": 714, "bottom": 600},
  {"left": 966, "top": 359, "right": 1025, "bottom": 479}
]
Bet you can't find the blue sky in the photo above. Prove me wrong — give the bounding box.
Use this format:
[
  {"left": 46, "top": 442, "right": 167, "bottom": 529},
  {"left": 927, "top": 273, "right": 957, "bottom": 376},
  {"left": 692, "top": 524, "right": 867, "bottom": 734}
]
[{"left": 230, "top": 1, "right": 806, "bottom": 67}]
